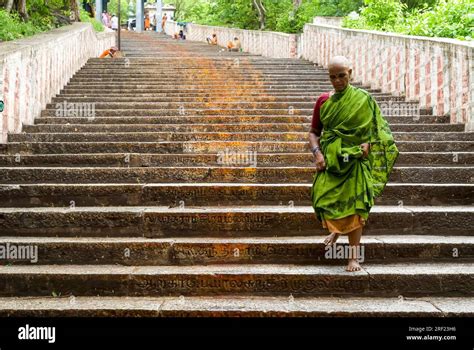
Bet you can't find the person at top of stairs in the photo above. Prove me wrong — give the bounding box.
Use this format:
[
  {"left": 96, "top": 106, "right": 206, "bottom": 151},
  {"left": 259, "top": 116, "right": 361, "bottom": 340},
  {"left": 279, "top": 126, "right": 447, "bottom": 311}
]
[
  {"left": 309, "top": 56, "right": 399, "bottom": 272},
  {"left": 227, "top": 37, "right": 241, "bottom": 52}
]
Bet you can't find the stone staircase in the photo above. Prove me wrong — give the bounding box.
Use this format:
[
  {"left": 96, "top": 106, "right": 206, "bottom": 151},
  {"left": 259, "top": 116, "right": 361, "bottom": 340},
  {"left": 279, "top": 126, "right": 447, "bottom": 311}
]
[{"left": 0, "top": 31, "right": 473, "bottom": 317}]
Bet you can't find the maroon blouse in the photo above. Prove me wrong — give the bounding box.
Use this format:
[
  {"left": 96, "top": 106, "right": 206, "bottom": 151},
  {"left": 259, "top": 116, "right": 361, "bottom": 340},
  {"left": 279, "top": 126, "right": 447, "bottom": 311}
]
[{"left": 311, "top": 92, "right": 330, "bottom": 130}]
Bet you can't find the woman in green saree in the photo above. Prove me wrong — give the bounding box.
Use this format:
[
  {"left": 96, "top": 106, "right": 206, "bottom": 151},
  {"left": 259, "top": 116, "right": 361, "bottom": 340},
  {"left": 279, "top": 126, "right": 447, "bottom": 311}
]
[{"left": 309, "top": 56, "right": 399, "bottom": 271}]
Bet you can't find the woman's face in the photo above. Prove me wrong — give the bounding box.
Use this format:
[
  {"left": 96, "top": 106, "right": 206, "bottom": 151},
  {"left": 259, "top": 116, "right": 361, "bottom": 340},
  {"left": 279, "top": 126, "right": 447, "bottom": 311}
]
[{"left": 328, "top": 65, "right": 351, "bottom": 92}]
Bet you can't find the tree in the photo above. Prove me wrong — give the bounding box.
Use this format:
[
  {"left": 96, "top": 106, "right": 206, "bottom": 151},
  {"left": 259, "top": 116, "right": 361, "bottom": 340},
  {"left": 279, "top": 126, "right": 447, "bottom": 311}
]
[
  {"left": 5, "top": 0, "right": 14, "bottom": 12},
  {"left": 70, "top": 0, "right": 80, "bottom": 21},
  {"left": 252, "top": 0, "right": 266, "bottom": 29}
]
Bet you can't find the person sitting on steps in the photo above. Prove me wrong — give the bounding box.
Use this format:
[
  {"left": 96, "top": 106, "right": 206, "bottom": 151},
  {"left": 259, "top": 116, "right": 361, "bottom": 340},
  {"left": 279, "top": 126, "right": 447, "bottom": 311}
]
[
  {"left": 206, "top": 34, "right": 218, "bottom": 45},
  {"left": 99, "top": 47, "right": 123, "bottom": 58},
  {"left": 227, "top": 37, "right": 241, "bottom": 52}
]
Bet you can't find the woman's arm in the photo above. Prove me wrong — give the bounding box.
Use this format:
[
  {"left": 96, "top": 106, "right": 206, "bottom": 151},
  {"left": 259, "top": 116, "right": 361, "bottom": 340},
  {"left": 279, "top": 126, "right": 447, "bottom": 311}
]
[
  {"left": 309, "top": 94, "right": 328, "bottom": 172},
  {"left": 309, "top": 127, "right": 326, "bottom": 172}
]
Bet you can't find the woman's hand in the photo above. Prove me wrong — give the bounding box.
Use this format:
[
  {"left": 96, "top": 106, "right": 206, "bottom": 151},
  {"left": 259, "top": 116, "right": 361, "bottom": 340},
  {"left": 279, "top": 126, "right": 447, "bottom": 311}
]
[
  {"left": 360, "top": 143, "right": 370, "bottom": 158},
  {"left": 314, "top": 151, "right": 326, "bottom": 172}
]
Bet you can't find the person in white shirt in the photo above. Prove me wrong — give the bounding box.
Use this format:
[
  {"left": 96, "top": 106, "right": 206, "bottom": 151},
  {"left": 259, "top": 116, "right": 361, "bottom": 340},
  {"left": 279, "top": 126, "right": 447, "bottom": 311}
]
[{"left": 111, "top": 15, "right": 119, "bottom": 31}]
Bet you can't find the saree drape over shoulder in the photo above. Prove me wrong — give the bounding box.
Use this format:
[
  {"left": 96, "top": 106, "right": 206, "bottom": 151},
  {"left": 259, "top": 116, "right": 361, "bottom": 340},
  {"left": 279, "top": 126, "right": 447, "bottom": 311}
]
[{"left": 310, "top": 85, "right": 399, "bottom": 232}]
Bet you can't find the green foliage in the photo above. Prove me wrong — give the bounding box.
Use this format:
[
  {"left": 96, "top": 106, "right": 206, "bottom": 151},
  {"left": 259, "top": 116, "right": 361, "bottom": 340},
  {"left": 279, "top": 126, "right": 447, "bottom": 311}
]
[
  {"left": 107, "top": 0, "right": 129, "bottom": 24},
  {"left": 317, "top": 0, "right": 364, "bottom": 16},
  {"left": 403, "top": 0, "right": 473, "bottom": 40},
  {"left": 360, "top": 0, "right": 406, "bottom": 31},
  {"left": 343, "top": 0, "right": 473, "bottom": 40},
  {"left": 79, "top": 9, "right": 104, "bottom": 32},
  {"left": 175, "top": 0, "right": 364, "bottom": 33},
  {"left": 0, "top": 9, "right": 47, "bottom": 41},
  {"left": 0, "top": 0, "right": 72, "bottom": 41},
  {"left": 401, "top": 0, "right": 438, "bottom": 9}
]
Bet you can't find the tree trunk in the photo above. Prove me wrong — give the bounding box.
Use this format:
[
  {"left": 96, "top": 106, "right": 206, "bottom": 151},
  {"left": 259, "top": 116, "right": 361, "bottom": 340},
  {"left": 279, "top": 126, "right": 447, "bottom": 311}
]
[
  {"left": 252, "top": 0, "right": 266, "bottom": 30},
  {"left": 17, "top": 0, "right": 28, "bottom": 21},
  {"left": 293, "top": 0, "right": 302, "bottom": 10},
  {"left": 70, "top": 0, "right": 81, "bottom": 21},
  {"left": 5, "top": 0, "right": 14, "bottom": 13}
]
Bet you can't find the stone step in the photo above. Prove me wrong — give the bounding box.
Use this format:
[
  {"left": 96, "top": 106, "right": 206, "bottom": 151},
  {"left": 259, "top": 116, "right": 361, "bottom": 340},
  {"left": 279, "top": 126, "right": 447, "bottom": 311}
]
[
  {"left": 0, "top": 183, "right": 471, "bottom": 207},
  {"left": 33, "top": 115, "right": 450, "bottom": 125},
  {"left": 0, "top": 166, "right": 472, "bottom": 184},
  {"left": 22, "top": 123, "right": 464, "bottom": 133},
  {"left": 41, "top": 108, "right": 315, "bottom": 117},
  {"left": 0, "top": 295, "right": 470, "bottom": 317},
  {"left": 46, "top": 101, "right": 320, "bottom": 109},
  {"left": 8, "top": 132, "right": 473, "bottom": 143},
  {"left": 0, "top": 235, "right": 472, "bottom": 265},
  {"left": 51, "top": 95, "right": 408, "bottom": 103},
  {"left": 85, "top": 57, "right": 319, "bottom": 65},
  {"left": 67, "top": 78, "right": 334, "bottom": 84},
  {"left": 71, "top": 73, "right": 330, "bottom": 79},
  {"left": 57, "top": 86, "right": 364, "bottom": 93},
  {"left": 56, "top": 92, "right": 400, "bottom": 99},
  {"left": 0, "top": 206, "right": 471, "bottom": 237},
  {"left": 68, "top": 78, "right": 334, "bottom": 85},
  {"left": 0, "top": 262, "right": 472, "bottom": 297},
  {"left": 1, "top": 152, "right": 472, "bottom": 167},
  {"left": 76, "top": 67, "right": 329, "bottom": 72},
  {"left": 6, "top": 141, "right": 473, "bottom": 153},
  {"left": 39, "top": 108, "right": 433, "bottom": 117}
]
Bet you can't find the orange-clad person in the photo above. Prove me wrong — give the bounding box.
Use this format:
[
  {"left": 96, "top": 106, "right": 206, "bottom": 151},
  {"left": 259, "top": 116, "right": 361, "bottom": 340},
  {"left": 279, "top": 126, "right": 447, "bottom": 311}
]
[{"left": 99, "top": 47, "right": 119, "bottom": 58}]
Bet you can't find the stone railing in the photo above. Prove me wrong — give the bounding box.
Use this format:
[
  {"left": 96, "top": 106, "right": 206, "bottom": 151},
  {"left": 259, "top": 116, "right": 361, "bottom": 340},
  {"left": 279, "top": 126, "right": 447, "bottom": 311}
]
[
  {"left": 0, "top": 23, "right": 116, "bottom": 143},
  {"left": 301, "top": 24, "right": 474, "bottom": 127},
  {"left": 166, "top": 20, "right": 473, "bottom": 127},
  {"left": 164, "top": 21, "right": 300, "bottom": 59}
]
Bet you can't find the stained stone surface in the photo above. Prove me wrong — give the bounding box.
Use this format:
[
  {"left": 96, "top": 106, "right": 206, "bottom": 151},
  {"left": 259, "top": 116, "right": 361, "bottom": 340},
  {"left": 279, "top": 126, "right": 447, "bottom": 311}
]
[{"left": 0, "top": 30, "right": 472, "bottom": 316}]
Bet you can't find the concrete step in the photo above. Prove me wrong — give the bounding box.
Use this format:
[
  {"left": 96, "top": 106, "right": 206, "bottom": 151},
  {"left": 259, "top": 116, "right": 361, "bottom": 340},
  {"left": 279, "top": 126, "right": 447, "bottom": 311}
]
[
  {"left": 8, "top": 131, "right": 473, "bottom": 143},
  {"left": 0, "top": 206, "right": 471, "bottom": 237},
  {"left": 0, "top": 262, "right": 472, "bottom": 297},
  {"left": 22, "top": 123, "right": 465, "bottom": 133},
  {"left": 0, "top": 235, "right": 472, "bottom": 265},
  {"left": 0, "top": 183, "right": 471, "bottom": 207},
  {"left": 0, "top": 166, "right": 472, "bottom": 184},
  {"left": 1, "top": 152, "right": 472, "bottom": 167},
  {"left": 6, "top": 141, "right": 473, "bottom": 153},
  {"left": 0, "top": 295, "right": 470, "bottom": 317}
]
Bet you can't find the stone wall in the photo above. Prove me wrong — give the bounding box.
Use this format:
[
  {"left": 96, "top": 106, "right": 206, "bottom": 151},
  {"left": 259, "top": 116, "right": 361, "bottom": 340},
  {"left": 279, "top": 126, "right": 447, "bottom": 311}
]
[
  {"left": 313, "top": 16, "right": 343, "bottom": 27},
  {"left": 301, "top": 24, "right": 474, "bottom": 127},
  {"left": 166, "top": 20, "right": 473, "bottom": 127},
  {"left": 0, "top": 23, "right": 116, "bottom": 143},
  {"left": 164, "top": 21, "right": 300, "bottom": 59}
]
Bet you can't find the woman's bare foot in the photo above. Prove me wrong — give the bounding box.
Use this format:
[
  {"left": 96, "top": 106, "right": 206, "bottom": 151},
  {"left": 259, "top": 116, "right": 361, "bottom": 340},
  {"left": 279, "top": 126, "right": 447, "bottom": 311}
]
[
  {"left": 346, "top": 259, "right": 361, "bottom": 272},
  {"left": 324, "top": 232, "right": 340, "bottom": 246}
]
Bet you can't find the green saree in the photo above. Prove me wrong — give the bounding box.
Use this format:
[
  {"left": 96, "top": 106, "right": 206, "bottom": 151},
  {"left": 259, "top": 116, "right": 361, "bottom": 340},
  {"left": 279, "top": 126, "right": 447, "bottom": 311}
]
[{"left": 310, "top": 84, "right": 399, "bottom": 223}]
